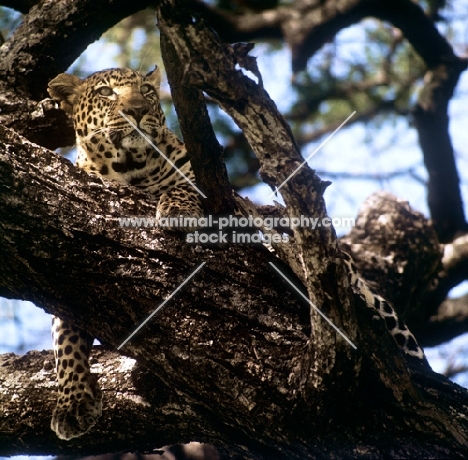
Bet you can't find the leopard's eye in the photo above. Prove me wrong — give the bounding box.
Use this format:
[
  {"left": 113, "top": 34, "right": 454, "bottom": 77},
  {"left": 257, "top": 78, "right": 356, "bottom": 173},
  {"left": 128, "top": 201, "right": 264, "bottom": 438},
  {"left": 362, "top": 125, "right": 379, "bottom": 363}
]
[
  {"left": 96, "top": 86, "right": 114, "bottom": 96},
  {"left": 140, "top": 84, "right": 155, "bottom": 95}
]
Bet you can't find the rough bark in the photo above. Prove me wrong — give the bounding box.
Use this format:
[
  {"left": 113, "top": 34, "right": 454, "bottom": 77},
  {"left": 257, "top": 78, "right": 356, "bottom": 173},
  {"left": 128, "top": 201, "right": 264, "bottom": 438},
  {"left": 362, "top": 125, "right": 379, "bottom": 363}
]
[
  {"left": 0, "top": 348, "right": 220, "bottom": 458},
  {"left": 1, "top": 123, "right": 468, "bottom": 458},
  {"left": 157, "top": 2, "right": 362, "bottom": 407},
  {"left": 0, "top": 126, "right": 310, "bottom": 457},
  {"left": 1, "top": 348, "right": 172, "bottom": 456}
]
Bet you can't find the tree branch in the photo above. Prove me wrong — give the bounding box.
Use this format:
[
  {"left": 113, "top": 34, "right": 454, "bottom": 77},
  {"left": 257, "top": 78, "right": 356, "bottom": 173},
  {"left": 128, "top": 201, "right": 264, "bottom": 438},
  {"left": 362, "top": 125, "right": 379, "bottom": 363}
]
[
  {"left": 417, "top": 233, "right": 468, "bottom": 346},
  {"left": 157, "top": 0, "right": 363, "bottom": 403},
  {"left": 160, "top": 26, "right": 236, "bottom": 214},
  {"left": 0, "top": 126, "right": 321, "bottom": 458},
  {"left": 422, "top": 294, "right": 468, "bottom": 347},
  {"left": 188, "top": 0, "right": 369, "bottom": 73},
  {"left": 0, "top": 0, "right": 152, "bottom": 97}
]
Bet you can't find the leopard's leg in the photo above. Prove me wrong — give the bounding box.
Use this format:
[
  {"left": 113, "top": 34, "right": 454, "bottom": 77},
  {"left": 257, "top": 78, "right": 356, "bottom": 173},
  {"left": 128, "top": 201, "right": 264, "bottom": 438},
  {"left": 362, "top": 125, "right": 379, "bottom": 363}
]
[
  {"left": 156, "top": 185, "right": 204, "bottom": 231},
  {"left": 50, "top": 316, "right": 102, "bottom": 440}
]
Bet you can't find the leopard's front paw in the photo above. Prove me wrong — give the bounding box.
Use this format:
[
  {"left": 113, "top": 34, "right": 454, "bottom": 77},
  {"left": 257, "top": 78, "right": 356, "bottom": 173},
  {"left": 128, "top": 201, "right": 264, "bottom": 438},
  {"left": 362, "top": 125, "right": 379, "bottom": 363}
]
[
  {"left": 51, "top": 372, "right": 102, "bottom": 440},
  {"left": 156, "top": 191, "right": 203, "bottom": 232}
]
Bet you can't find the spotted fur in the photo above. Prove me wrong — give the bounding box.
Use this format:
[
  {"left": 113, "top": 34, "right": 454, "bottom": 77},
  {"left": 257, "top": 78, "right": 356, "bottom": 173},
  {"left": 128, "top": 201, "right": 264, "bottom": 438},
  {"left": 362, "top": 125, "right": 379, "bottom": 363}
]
[
  {"left": 47, "top": 68, "right": 203, "bottom": 440},
  {"left": 50, "top": 317, "right": 102, "bottom": 440},
  {"left": 341, "top": 251, "right": 425, "bottom": 359}
]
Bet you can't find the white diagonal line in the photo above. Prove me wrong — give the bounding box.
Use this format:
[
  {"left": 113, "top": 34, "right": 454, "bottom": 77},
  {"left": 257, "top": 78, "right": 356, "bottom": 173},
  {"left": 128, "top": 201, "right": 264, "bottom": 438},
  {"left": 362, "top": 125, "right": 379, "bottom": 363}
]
[
  {"left": 268, "top": 262, "right": 357, "bottom": 349},
  {"left": 267, "top": 111, "right": 356, "bottom": 199},
  {"left": 117, "top": 262, "right": 206, "bottom": 350},
  {"left": 118, "top": 111, "right": 207, "bottom": 198}
]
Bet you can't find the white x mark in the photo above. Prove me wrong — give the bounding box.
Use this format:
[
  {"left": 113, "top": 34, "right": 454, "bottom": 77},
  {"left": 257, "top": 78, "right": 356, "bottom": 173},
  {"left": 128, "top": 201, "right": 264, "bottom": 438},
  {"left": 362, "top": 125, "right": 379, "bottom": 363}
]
[
  {"left": 117, "top": 262, "right": 206, "bottom": 350},
  {"left": 269, "top": 262, "right": 357, "bottom": 349}
]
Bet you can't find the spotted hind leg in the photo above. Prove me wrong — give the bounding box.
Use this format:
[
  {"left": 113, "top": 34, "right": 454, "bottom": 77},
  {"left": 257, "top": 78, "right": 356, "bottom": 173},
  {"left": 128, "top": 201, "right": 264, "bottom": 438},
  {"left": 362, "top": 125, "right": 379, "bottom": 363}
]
[{"left": 50, "top": 317, "right": 102, "bottom": 440}]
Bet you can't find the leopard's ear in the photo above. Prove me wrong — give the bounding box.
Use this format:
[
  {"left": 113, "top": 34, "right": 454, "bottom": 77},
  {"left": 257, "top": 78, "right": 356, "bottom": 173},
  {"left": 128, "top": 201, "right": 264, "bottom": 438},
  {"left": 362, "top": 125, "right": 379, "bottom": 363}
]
[
  {"left": 145, "top": 66, "right": 161, "bottom": 90},
  {"left": 48, "top": 73, "right": 84, "bottom": 114}
]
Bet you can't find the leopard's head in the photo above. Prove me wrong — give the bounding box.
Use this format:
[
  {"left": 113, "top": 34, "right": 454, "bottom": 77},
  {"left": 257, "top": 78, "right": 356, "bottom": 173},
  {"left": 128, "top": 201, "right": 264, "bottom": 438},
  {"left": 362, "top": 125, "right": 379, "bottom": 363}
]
[{"left": 48, "top": 68, "right": 165, "bottom": 178}]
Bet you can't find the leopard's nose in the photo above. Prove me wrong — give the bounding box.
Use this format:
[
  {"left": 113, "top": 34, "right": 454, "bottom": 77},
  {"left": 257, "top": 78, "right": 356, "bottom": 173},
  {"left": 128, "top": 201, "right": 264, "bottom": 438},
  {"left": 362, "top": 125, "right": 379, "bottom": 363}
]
[{"left": 122, "top": 105, "right": 149, "bottom": 124}]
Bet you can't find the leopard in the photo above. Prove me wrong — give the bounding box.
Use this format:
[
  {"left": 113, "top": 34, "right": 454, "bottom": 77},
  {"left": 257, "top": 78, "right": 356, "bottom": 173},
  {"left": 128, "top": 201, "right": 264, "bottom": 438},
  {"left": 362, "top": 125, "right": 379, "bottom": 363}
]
[
  {"left": 47, "top": 67, "right": 203, "bottom": 440},
  {"left": 46, "top": 66, "right": 425, "bottom": 441}
]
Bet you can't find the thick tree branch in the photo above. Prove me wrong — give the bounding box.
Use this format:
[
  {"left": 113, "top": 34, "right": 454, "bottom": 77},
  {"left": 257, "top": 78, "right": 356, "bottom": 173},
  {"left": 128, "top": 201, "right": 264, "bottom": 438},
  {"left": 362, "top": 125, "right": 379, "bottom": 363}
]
[
  {"left": 0, "top": 126, "right": 321, "bottom": 458},
  {"left": 159, "top": 28, "right": 236, "bottom": 215},
  {"left": 2, "top": 336, "right": 468, "bottom": 457}
]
